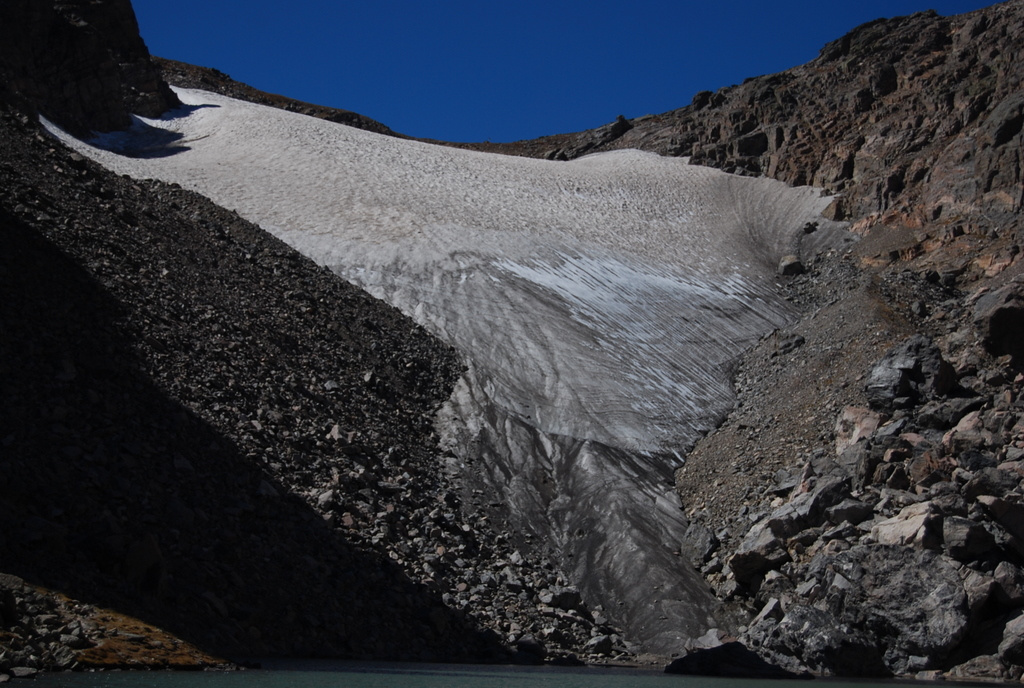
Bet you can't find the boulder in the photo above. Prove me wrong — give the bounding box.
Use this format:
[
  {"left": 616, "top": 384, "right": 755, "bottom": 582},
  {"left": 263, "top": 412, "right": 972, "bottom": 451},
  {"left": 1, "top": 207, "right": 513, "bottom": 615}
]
[
  {"left": 977, "top": 496, "right": 1024, "bottom": 543},
  {"left": 729, "top": 522, "right": 791, "bottom": 584},
  {"left": 683, "top": 521, "right": 719, "bottom": 568},
  {"left": 994, "top": 562, "right": 1024, "bottom": 606},
  {"left": 917, "top": 397, "right": 985, "bottom": 429},
  {"left": 864, "top": 335, "right": 956, "bottom": 412},
  {"left": 823, "top": 545, "right": 969, "bottom": 675},
  {"left": 665, "top": 641, "right": 808, "bottom": 678},
  {"left": 826, "top": 498, "right": 875, "bottom": 525},
  {"left": 752, "top": 605, "right": 889, "bottom": 676},
  {"left": 871, "top": 502, "right": 942, "bottom": 549},
  {"left": 949, "top": 654, "right": 1010, "bottom": 680},
  {"left": 943, "top": 516, "right": 996, "bottom": 561},
  {"left": 963, "top": 467, "right": 1019, "bottom": 500},
  {"left": 999, "top": 612, "right": 1024, "bottom": 665},
  {"left": 778, "top": 255, "right": 805, "bottom": 276},
  {"left": 961, "top": 569, "right": 996, "bottom": 616},
  {"left": 835, "top": 407, "right": 884, "bottom": 455},
  {"left": 584, "top": 634, "right": 614, "bottom": 655},
  {"left": 973, "top": 282, "right": 1024, "bottom": 361},
  {"left": 537, "top": 586, "right": 582, "bottom": 612}
]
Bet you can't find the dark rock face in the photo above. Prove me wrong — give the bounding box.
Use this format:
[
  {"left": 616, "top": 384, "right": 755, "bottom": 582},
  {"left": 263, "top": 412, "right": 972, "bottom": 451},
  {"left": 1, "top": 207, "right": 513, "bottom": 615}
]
[
  {"left": 0, "top": 106, "right": 485, "bottom": 662},
  {"left": 0, "top": 0, "right": 178, "bottom": 135},
  {"left": 664, "top": 641, "right": 808, "bottom": 678}
]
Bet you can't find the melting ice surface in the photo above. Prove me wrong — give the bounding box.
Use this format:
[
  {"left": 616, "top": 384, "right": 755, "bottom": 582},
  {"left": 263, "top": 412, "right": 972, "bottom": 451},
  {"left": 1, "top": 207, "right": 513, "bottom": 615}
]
[{"left": 47, "top": 88, "right": 850, "bottom": 652}]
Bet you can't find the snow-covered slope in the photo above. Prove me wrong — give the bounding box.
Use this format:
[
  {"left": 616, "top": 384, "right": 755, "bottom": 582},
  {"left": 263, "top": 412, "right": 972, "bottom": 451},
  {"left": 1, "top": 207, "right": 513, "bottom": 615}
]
[{"left": 47, "top": 88, "right": 850, "bottom": 652}]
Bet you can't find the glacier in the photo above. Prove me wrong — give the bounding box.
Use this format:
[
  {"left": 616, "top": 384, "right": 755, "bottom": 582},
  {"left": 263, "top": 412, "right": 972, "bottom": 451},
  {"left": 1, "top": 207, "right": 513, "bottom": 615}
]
[{"left": 47, "top": 88, "right": 851, "bottom": 652}]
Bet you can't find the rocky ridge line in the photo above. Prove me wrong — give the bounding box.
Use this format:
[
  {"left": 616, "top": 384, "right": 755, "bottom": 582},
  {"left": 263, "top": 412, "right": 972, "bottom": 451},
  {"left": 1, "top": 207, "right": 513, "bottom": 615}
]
[{"left": 476, "top": 2, "right": 1024, "bottom": 246}]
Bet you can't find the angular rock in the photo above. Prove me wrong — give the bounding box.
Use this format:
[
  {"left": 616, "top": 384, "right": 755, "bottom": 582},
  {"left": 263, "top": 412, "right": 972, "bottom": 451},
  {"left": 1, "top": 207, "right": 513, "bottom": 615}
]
[
  {"left": 754, "top": 605, "right": 889, "bottom": 677},
  {"left": 949, "top": 654, "right": 1010, "bottom": 680},
  {"left": 665, "top": 641, "right": 807, "bottom": 678},
  {"left": 994, "top": 562, "right": 1024, "bottom": 606},
  {"left": 961, "top": 569, "right": 995, "bottom": 616},
  {"left": 871, "top": 502, "right": 942, "bottom": 549},
  {"left": 864, "top": 335, "right": 956, "bottom": 412},
  {"left": 824, "top": 545, "right": 968, "bottom": 675},
  {"left": 778, "top": 255, "right": 805, "bottom": 276},
  {"left": 963, "top": 467, "right": 1019, "bottom": 500},
  {"left": 835, "top": 406, "right": 884, "bottom": 455},
  {"left": 682, "top": 521, "right": 719, "bottom": 568},
  {"left": 974, "top": 282, "right": 1024, "bottom": 362},
  {"left": 999, "top": 612, "right": 1024, "bottom": 665},
  {"left": 977, "top": 496, "right": 1024, "bottom": 543},
  {"left": 943, "top": 516, "right": 996, "bottom": 561},
  {"left": 826, "top": 498, "right": 874, "bottom": 525},
  {"left": 584, "top": 634, "right": 614, "bottom": 655},
  {"left": 729, "top": 521, "right": 791, "bottom": 584},
  {"left": 537, "top": 586, "right": 582, "bottom": 612}
]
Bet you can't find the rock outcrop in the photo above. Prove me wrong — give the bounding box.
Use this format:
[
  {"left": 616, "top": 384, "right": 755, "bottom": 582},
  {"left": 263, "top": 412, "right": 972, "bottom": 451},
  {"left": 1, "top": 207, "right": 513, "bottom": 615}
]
[
  {"left": 478, "top": 2, "right": 1024, "bottom": 250},
  {"left": 0, "top": 0, "right": 178, "bottom": 135},
  {"left": 155, "top": 58, "right": 399, "bottom": 137}
]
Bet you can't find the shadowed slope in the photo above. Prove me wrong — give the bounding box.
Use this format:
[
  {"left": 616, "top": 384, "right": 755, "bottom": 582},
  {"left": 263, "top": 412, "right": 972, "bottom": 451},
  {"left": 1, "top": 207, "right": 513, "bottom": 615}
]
[{"left": 0, "top": 107, "right": 495, "bottom": 662}]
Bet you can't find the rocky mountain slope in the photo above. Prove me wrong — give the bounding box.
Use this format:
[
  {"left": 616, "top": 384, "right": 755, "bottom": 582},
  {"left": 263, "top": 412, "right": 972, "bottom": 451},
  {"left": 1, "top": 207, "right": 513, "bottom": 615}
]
[
  {"left": 566, "top": 0, "right": 1024, "bottom": 679},
  {"left": 148, "top": 1, "right": 1024, "bottom": 679},
  {"left": 475, "top": 2, "right": 1024, "bottom": 243},
  {"left": 0, "top": 0, "right": 628, "bottom": 674},
  {"left": 2, "top": 0, "right": 1024, "bottom": 681}
]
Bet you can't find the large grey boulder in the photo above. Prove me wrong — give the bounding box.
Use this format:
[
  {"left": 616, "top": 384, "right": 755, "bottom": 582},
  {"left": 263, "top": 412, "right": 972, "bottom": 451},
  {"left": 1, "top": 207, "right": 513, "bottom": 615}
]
[
  {"left": 944, "top": 516, "right": 996, "bottom": 561},
  {"left": 750, "top": 604, "right": 888, "bottom": 676},
  {"left": 864, "top": 335, "right": 956, "bottom": 412},
  {"left": 823, "top": 545, "right": 969, "bottom": 674},
  {"left": 665, "top": 640, "right": 808, "bottom": 678},
  {"left": 973, "top": 281, "right": 1024, "bottom": 362}
]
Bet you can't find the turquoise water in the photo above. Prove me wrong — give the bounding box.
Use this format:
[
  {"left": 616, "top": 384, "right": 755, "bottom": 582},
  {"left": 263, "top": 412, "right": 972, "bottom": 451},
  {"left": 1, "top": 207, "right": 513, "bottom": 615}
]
[{"left": 35, "top": 662, "right": 881, "bottom": 688}]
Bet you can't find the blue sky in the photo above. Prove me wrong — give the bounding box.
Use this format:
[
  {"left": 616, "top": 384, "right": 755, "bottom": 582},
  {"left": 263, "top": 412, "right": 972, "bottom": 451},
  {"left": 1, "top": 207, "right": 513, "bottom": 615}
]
[{"left": 135, "top": 1, "right": 993, "bottom": 143}]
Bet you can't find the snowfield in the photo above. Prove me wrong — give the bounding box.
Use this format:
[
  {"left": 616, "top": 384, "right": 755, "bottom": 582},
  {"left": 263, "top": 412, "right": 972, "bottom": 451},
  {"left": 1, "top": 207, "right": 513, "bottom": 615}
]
[{"left": 47, "top": 88, "right": 851, "bottom": 652}]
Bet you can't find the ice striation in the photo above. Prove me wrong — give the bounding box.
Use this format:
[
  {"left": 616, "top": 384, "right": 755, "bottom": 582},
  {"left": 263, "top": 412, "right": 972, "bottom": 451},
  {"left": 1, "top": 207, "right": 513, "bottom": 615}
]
[{"left": 47, "top": 88, "right": 851, "bottom": 652}]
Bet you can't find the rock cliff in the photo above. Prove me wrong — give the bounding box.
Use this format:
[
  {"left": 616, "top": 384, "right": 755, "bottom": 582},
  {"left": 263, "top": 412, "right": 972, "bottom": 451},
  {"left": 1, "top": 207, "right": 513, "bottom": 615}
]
[{"left": 0, "top": 0, "right": 178, "bottom": 135}]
